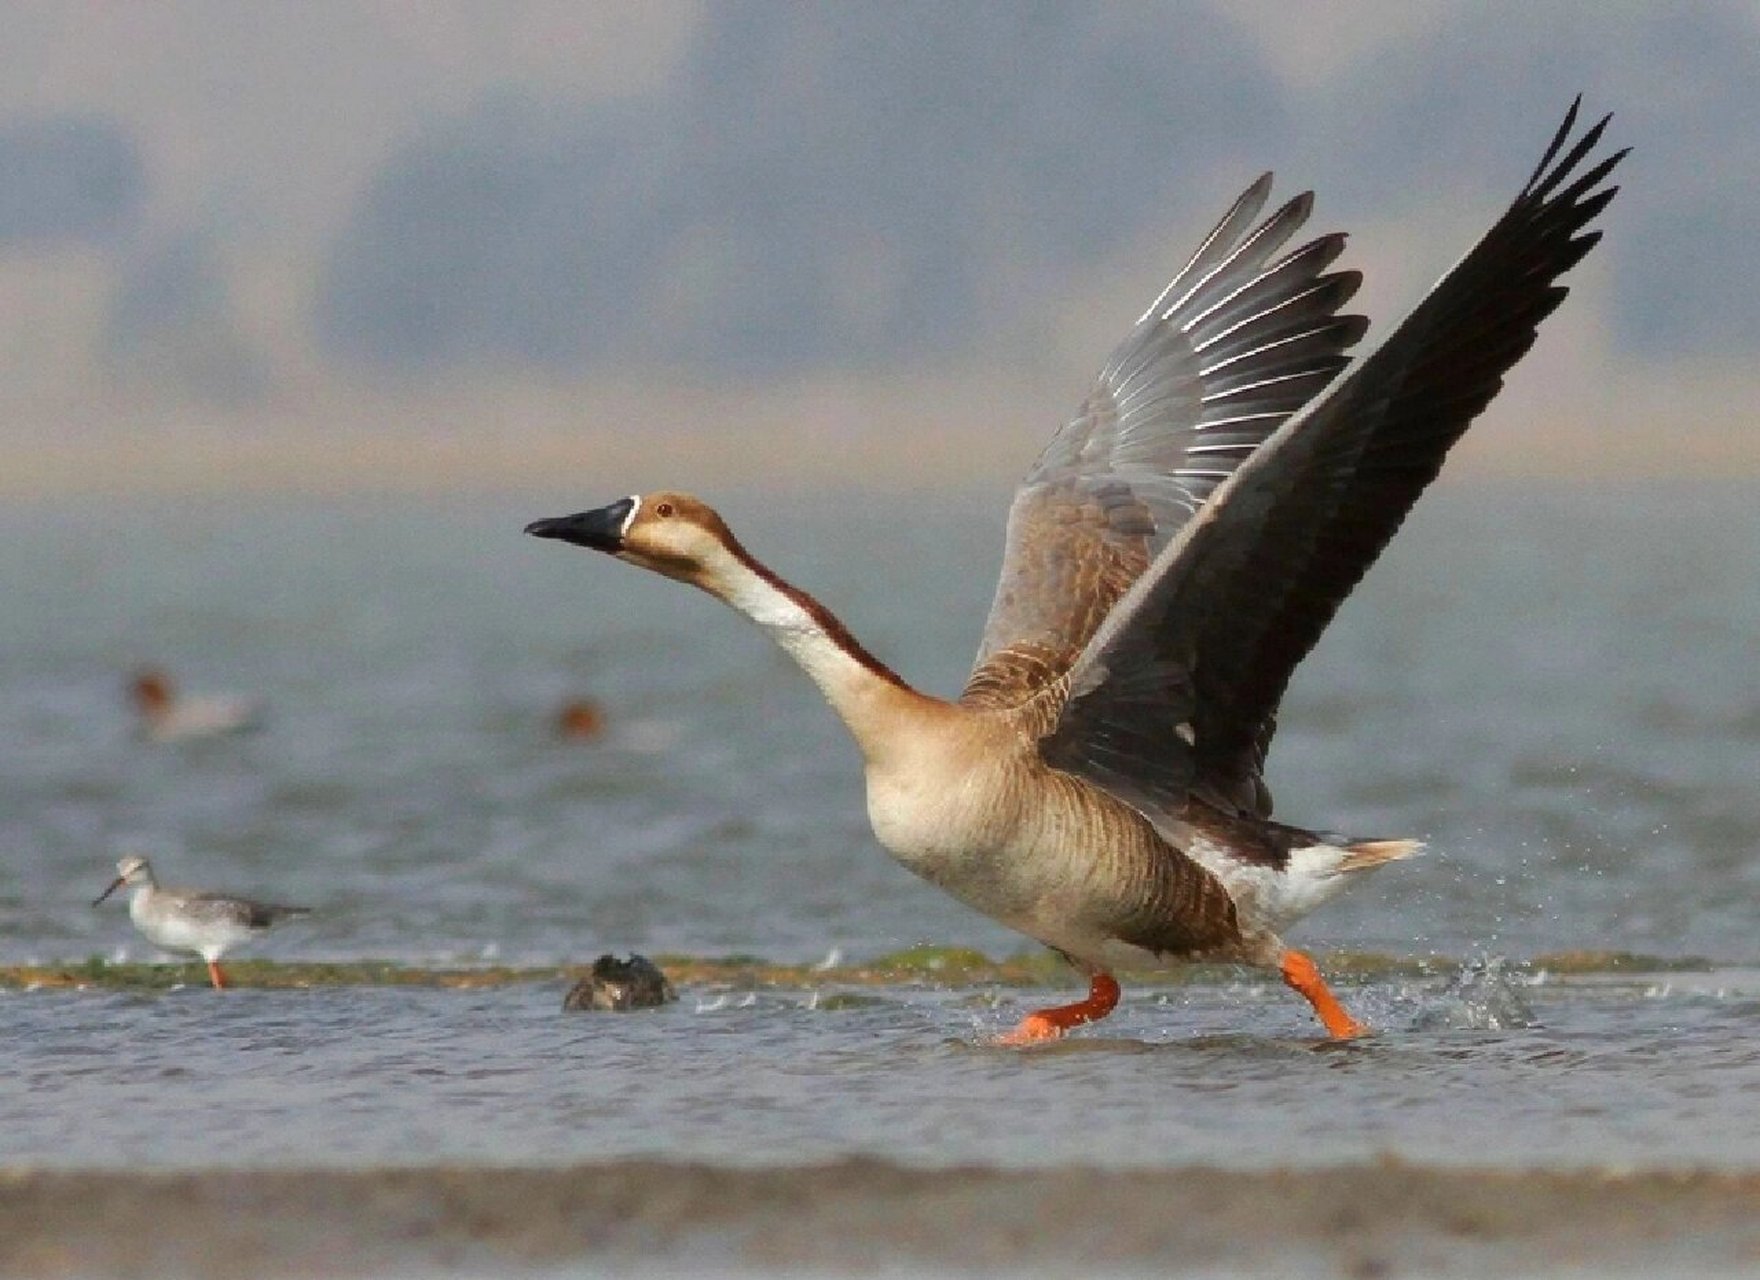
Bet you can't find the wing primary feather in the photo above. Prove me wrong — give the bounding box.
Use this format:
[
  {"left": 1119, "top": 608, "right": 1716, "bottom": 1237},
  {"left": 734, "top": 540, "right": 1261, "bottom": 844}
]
[
  {"left": 1200, "top": 317, "right": 1370, "bottom": 389},
  {"left": 1134, "top": 173, "right": 1274, "bottom": 325},
  {"left": 1198, "top": 366, "right": 1342, "bottom": 407},
  {"left": 1184, "top": 233, "right": 1352, "bottom": 342},
  {"left": 1190, "top": 410, "right": 1286, "bottom": 433},
  {"left": 1519, "top": 93, "right": 1583, "bottom": 194},
  {"left": 1526, "top": 112, "right": 1611, "bottom": 202},
  {"left": 1189, "top": 268, "right": 1362, "bottom": 359},
  {"left": 1152, "top": 192, "right": 1316, "bottom": 328}
]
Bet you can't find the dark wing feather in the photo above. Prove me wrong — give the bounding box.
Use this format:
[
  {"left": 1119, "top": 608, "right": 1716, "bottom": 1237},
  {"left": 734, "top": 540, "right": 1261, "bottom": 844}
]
[
  {"left": 186, "top": 892, "right": 311, "bottom": 928},
  {"left": 1041, "top": 98, "right": 1626, "bottom": 820},
  {"left": 962, "top": 177, "right": 1366, "bottom": 708}
]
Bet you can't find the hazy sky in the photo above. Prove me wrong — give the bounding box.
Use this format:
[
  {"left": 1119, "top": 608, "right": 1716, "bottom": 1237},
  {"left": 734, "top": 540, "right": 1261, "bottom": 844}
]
[{"left": 4, "top": 1, "right": 1758, "bottom": 495}]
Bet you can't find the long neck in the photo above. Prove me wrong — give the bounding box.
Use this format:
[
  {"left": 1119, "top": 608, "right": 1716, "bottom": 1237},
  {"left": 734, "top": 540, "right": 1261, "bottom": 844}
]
[
  {"left": 128, "top": 880, "right": 157, "bottom": 919},
  {"left": 702, "top": 544, "right": 936, "bottom": 766}
]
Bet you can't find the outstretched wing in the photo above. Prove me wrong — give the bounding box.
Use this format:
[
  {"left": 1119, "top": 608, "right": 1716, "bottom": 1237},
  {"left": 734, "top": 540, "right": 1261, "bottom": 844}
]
[
  {"left": 1041, "top": 98, "right": 1626, "bottom": 820},
  {"left": 961, "top": 177, "right": 1366, "bottom": 708}
]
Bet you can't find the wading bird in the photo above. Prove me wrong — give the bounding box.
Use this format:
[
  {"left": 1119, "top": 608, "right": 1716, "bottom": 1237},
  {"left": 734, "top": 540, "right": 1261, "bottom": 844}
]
[{"left": 93, "top": 855, "right": 310, "bottom": 989}]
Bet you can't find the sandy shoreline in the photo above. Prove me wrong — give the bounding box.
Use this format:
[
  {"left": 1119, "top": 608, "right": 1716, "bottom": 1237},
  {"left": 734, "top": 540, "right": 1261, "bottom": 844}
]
[{"left": 5, "top": 1159, "right": 1759, "bottom": 1278}]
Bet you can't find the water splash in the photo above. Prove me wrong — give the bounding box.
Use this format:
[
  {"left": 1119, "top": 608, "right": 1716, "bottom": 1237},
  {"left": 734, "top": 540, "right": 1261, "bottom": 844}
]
[
  {"left": 693, "top": 991, "right": 760, "bottom": 1013},
  {"left": 811, "top": 947, "right": 845, "bottom": 971},
  {"left": 1410, "top": 955, "right": 1538, "bottom": 1031}
]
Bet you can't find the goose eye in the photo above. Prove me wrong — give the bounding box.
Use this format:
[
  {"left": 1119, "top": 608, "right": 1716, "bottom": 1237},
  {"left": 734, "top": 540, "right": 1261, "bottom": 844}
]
[{"left": 654, "top": 501, "right": 676, "bottom": 518}]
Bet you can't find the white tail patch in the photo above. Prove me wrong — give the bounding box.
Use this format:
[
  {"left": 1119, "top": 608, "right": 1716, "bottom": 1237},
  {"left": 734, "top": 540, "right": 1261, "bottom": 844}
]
[
  {"left": 1341, "top": 838, "right": 1424, "bottom": 872},
  {"left": 1242, "top": 836, "right": 1422, "bottom": 931}
]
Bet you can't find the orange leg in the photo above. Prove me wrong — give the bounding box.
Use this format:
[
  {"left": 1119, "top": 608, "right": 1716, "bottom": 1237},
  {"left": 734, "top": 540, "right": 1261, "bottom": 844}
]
[
  {"left": 998, "top": 973, "right": 1121, "bottom": 1045},
  {"left": 1280, "top": 949, "right": 1364, "bottom": 1038},
  {"left": 206, "top": 959, "right": 228, "bottom": 991}
]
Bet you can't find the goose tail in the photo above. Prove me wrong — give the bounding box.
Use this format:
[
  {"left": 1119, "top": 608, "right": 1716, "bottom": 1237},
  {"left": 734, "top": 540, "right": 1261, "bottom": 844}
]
[{"left": 1340, "top": 837, "right": 1424, "bottom": 872}]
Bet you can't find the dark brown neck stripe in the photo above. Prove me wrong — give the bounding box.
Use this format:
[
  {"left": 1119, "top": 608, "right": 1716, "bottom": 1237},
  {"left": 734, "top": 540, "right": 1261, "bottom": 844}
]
[{"left": 728, "top": 540, "right": 910, "bottom": 690}]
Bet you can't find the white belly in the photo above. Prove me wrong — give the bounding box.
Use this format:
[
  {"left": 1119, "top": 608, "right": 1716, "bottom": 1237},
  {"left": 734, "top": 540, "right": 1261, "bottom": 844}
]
[{"left": 132, "top": 897, "right": 251, "bottom": 960}]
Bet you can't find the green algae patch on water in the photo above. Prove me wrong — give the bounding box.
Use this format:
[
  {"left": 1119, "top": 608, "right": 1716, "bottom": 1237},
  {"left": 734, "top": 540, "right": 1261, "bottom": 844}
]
[
  {"left": 2, "top": 951, "right": 1065, "bottom": 993},
  {"left": 0, "top": 948, "right": 1715, "bottom": 993},
  {"left": 863, "top": 945, "right": 1067, "bottom": 984},
  {"left": 1, "top": 957, "right": 557, "bottom": 992},
  {"left": 804, "top": 991, "right": 890, "bottom": 1010}
]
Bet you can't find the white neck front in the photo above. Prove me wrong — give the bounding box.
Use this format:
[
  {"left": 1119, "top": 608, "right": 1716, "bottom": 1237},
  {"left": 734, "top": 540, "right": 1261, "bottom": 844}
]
[
  {"left": 128, "top": 882, "right": 158, "bottom": 921},
  {"left": 703, "top": 547, "right": 923, "bottom": 765}
]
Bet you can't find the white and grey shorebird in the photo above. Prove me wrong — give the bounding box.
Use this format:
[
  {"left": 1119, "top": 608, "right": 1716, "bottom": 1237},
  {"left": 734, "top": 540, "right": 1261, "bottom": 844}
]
[
  {"left": 92, "top": 855, "right": 311, "bottom": 989},
  {"left": 527, "top": 101, "right": 1624, "bottom": 1043}
]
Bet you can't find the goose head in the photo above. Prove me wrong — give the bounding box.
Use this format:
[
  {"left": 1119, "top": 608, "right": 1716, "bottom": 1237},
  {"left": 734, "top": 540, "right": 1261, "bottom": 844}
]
[{"left": 526, "top": 492, "right": 746, "bottom": 593}]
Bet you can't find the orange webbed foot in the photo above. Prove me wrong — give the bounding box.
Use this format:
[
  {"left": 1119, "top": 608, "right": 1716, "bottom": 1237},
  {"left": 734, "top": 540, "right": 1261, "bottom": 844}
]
[{"left": 995, "top": 973, "right": 1121, "bottom": 1046}]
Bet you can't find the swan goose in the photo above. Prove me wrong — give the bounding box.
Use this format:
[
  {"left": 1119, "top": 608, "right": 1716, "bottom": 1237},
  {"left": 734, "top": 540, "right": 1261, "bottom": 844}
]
[{"left": 529, "top": 100, "right": 1624, "bottom": 1042}]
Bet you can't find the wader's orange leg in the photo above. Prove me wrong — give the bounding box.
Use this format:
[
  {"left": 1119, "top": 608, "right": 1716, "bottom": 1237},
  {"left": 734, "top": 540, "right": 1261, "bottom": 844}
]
[
  {"left": 998, "top": 973, "right": 1121, "bottom": 1045},
  {"left": 1280, "top": 949, "right": 1364, "bottom": 1038},
  {"left": 206, "top": 959, "right": 228, "bottom": 990}
]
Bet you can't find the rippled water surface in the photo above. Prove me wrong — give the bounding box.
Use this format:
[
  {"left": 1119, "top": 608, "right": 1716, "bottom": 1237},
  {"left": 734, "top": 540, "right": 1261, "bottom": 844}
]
[
  {"left": 3, "top": 483, "right": 1759, "bottom": 1171},
  {"left": 8, "top": 969, "right": 1760, "bottom": 1172}
]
